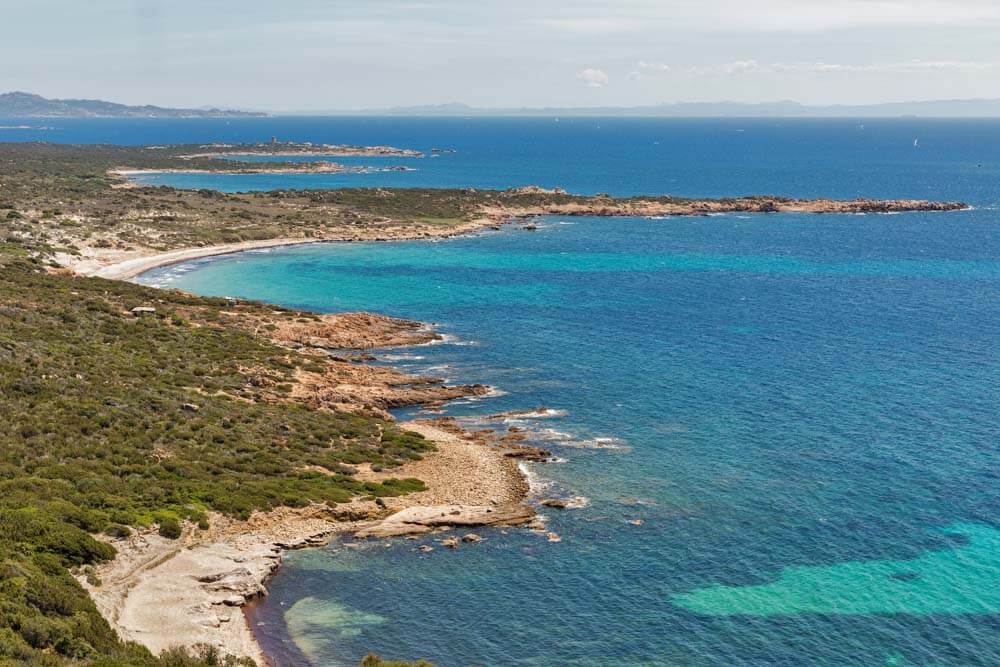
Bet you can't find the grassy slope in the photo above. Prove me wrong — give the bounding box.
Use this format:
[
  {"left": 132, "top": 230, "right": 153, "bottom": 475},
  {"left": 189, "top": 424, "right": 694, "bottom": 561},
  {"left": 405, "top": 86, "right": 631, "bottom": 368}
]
[{"left": 0, "top": 252, "right": 435, "bottom": 665}]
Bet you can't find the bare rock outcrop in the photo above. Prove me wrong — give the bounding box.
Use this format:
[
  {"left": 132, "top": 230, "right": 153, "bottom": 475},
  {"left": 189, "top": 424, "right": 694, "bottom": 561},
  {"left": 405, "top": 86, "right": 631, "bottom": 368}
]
[
  {"left": 270, "top": 312, "right": 441, "bottom": 350},
  {"left": 354, "top": 504, "right": 536, "bottom": 539}
]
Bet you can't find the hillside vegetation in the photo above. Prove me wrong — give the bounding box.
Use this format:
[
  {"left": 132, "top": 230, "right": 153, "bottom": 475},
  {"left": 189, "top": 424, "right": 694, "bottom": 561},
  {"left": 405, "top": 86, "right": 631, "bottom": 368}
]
[
  {"left": 0, "top": 251, "right": 433, "bottom": 665},
  {"left": 0, "top": 142, "right": 692, "bottom": 259}
]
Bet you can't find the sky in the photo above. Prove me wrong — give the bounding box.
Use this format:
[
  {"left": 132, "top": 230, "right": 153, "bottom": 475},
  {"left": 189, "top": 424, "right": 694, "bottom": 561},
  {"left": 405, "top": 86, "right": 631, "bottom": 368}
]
[{"left": 4, "top": 0, "right": 1000, "bottom": 110}]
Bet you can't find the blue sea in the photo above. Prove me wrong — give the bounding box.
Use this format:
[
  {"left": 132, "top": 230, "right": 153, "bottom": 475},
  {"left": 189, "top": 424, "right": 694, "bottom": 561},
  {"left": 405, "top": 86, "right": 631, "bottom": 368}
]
[{"left": 10, "top": 117, "right": 1000, "bottom": 666}]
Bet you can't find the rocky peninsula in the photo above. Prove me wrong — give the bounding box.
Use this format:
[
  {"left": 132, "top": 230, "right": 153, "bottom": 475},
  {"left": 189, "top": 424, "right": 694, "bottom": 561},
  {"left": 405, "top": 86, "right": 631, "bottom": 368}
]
[{"left": 0, "top": 143, "right": 965, "bottom": 280}]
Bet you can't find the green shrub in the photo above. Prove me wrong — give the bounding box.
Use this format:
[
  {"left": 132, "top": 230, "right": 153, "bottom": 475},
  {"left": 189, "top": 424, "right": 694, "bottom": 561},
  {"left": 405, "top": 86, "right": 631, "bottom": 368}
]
[
  {"left": 0, "top": 627, "right": 33, "bottom": 661},
  {"left": 0, "top": 255, "right": 438, "bottom": 665},
  {"left": 104, "top": 524, "right": 132, "bottom": 539},
  {"left": 158, "top": 518, "right": 183, "bottom": 540}
]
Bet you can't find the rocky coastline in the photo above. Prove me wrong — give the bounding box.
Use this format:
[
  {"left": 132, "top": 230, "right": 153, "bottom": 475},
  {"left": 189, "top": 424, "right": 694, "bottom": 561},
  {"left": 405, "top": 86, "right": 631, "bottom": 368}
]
[
  {"left": 80, "top": 419, "right": 548, "bottom": 665},
  {"left": 65, "top": 192, "right": 967, "bottom": 283},
  {"left": 74, "top": 301, "right": 551, "bottom": 664},
  {"left": 60, "top": 184, "right": 968, "bottom": 666}
]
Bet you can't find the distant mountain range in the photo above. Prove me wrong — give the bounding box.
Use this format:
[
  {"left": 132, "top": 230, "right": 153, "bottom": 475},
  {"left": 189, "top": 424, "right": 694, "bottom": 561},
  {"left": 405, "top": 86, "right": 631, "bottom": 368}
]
[
  {"left": 6, "top": 91, "right": 1000, "bottom": 119},
  {"left": 0, "top": 92, "right": 267, "bottom": 118},
  {"left": 301, "top": 99, "right": 1000, "bottom": 118}
]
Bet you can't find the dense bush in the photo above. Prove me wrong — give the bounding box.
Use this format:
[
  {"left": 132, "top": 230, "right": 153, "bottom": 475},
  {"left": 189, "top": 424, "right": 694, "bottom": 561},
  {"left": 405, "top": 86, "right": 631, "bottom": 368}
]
[
  {"left": 0, "top": 256, "right": 433, "bottom": 665},
  {"left": 157, "top": 518, "right": 182, "bottom": 540}
]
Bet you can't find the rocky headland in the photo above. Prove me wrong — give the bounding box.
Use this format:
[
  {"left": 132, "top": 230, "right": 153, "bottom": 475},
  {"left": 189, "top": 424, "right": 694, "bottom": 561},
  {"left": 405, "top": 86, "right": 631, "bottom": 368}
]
[
  {"left": 72, "top": 304, "right": 548, "bottom": 663},
  {"left": 80, "top": 419, "right": 545, "bottom": 664}
]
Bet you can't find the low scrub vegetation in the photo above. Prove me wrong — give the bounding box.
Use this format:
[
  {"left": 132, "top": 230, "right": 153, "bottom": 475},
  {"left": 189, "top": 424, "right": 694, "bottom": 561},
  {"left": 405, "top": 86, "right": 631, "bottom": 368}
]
[
  {"left": 0, "top": 252, "right": 432, "bottom": 665},
  {"left": 0, "top": 142, "right": 696, "bottom": 262}
]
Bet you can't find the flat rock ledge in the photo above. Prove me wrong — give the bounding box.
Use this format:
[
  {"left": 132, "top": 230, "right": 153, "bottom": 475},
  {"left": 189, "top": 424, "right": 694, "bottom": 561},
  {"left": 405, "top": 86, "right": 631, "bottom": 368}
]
[
  {"left": 354, "top": 504, "right": 535, "bottom": 539},
  {"left": 79, "top": 507, "right": 361, "bottom": 664}
]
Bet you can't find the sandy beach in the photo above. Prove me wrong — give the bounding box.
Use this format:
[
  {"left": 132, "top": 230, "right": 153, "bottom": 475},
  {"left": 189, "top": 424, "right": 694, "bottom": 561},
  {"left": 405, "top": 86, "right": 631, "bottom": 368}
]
[
  {"left": 67, "top": 218, "right": 501, "bottom": 280},
  {"left": 63, "top": 189, "right": 964, "bottom": 282},
  {"left": 74, "top": 237, "right": 332, "bottom": 280}
]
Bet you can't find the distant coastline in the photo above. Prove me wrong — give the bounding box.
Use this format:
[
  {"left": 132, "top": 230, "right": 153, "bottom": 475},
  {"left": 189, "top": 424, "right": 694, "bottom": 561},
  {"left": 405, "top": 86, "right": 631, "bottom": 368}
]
[
  {"left": 0, "top": 91, "right": 266, "bottom": 118},
  {"left": 276, "top": 98, "right": 1000, "bottom": 118},
  {"left": 9, "top": 91, "right": 1000, "bottom": 119}
]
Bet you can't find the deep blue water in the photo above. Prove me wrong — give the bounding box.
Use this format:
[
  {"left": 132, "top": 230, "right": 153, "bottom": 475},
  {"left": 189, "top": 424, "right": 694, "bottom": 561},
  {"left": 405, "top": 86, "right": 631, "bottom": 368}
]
[
  {"left": 4, "top": 115, "right": 1000, "bottom": 198},
  {"left": 22, "top": 117, "right": 1000, "bottom": 665},
  {"left": 141, "top": 212, "right": 1000, "bottom": 666}
]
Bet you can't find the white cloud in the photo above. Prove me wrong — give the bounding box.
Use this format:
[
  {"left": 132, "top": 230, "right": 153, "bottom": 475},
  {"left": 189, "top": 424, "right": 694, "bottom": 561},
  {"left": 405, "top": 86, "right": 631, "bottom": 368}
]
[
  {"left": 576, "top": 68, "right": 610, "bottom": 87},
  {"left": 718, "top": 60, "right": 762, "bottom": 75},
  {"left": 637, "top": 61, "right": 671, "bottom": 73}
]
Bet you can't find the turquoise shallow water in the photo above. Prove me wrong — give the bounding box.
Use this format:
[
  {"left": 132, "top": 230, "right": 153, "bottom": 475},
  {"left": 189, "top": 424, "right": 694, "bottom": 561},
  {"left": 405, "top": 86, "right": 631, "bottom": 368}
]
[
  {"left": 47, "top": 116, "right": 989, "bottom": 665},
  {"left": 140, "top": 207, "right": 1000, "bottom": 666}
]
